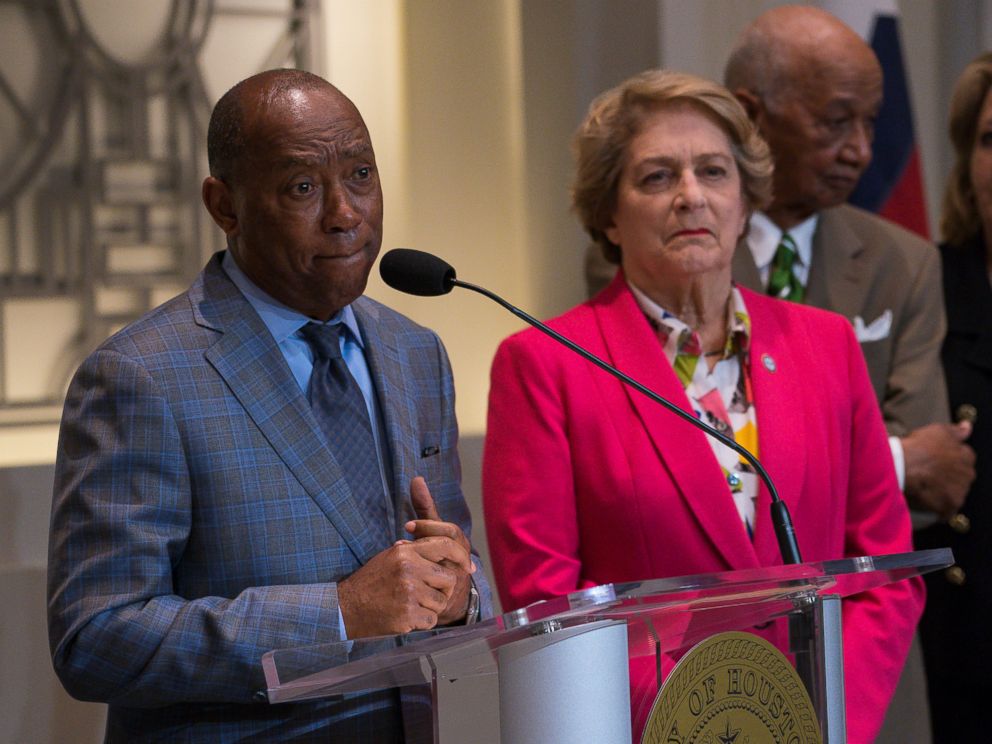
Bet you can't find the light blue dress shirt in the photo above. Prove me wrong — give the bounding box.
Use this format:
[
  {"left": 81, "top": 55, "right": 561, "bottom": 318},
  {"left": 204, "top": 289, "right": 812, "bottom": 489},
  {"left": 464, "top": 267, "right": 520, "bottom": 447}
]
[{"left": 221, "top": 252, "right": 374, "bottom": 410}]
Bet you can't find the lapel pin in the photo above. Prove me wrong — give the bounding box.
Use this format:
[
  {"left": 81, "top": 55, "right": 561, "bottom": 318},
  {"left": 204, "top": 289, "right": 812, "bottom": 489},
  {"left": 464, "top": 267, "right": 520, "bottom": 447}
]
[{"left": 761, "top": 353, "right": 776, "bottom": 373}]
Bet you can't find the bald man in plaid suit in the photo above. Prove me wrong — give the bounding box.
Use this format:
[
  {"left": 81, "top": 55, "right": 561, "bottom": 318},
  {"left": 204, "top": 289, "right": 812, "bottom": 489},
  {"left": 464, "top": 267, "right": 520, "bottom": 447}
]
[{"left": 47, "top": 69, "right": 490, "bottom": 742}]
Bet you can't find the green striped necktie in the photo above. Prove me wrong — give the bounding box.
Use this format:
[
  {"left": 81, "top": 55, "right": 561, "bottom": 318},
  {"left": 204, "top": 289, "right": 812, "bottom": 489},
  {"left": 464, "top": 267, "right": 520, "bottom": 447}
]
[{"left": 767, "top": 232, "right": 804, "bottom": 302}]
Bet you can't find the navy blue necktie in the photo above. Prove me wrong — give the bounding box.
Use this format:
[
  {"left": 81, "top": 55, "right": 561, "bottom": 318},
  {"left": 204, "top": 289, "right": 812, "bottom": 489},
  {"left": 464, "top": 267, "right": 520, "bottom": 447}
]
[{"left": 300, "top": 322, "right": 391, "bottom": 550}]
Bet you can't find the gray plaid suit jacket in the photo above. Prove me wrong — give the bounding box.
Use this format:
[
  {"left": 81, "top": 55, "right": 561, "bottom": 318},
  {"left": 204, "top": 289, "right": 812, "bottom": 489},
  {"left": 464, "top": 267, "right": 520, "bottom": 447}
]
[{"left": 48, "top": 252, "right": 490, "bottom": 742}]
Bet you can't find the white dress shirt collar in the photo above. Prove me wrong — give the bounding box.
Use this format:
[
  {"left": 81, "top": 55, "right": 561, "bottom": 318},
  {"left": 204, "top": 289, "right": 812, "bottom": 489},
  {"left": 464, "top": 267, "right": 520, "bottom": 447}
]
[{"left": 747, "top": 211, "right": 819, "bottom": 288}]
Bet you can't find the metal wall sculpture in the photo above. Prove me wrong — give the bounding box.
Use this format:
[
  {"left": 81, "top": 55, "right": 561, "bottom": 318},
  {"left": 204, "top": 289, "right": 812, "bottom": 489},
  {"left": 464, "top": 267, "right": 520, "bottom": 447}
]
[{"left": 0, "top": 0, "right": 321, "bottom": 425}]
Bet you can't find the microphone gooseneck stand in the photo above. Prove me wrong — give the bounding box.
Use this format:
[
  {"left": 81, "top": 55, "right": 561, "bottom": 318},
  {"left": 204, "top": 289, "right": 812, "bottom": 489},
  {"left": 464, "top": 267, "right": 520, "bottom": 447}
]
[{"left": 378, "top": 248, "right": 801, "bottom": 565}]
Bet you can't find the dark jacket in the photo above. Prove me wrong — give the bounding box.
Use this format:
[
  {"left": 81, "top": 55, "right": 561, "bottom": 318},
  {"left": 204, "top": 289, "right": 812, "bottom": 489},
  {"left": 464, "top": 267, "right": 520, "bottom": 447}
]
[{"left": 917, "top": 233, "right": 992, "bottom": 741}]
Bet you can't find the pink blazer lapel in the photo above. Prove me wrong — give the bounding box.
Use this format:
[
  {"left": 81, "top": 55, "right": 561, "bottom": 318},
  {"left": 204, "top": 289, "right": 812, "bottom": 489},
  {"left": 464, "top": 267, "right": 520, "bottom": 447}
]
[
  {"left": 742, "top": 289, "right": 809, "bottom": 566},
  {"left": 593, "top": 277, "right": 761, "bottom": 570}
]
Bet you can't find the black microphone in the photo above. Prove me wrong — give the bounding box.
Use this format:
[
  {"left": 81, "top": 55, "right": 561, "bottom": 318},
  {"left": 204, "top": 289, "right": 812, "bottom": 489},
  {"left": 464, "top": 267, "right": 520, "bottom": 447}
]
[
  {"left": 379, "top": 248, "right": 802, "bottom": 565},
  {"left": 379, "top": 248, "right": 456, "bottom": 296}
]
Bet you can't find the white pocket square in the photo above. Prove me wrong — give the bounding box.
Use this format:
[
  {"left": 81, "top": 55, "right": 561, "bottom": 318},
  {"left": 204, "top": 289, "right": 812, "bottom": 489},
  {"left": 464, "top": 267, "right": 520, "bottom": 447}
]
[{"left": 853, "top": 309, "right": 892, "bottom": 343}]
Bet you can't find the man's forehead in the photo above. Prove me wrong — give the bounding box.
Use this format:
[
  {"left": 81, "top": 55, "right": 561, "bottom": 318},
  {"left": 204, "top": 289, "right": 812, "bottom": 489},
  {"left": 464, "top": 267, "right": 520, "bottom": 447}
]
[
  {"left": 246, "top": 91, "right": 372, "bottom": 149},
  {"left": 783, "top": 61, "right": 882, "bottom": 112}
]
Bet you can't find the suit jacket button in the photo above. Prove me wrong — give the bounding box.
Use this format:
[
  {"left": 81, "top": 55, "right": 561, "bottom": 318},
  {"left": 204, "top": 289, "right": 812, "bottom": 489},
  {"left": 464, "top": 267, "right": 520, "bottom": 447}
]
[
  {"left": 945, "top": 566, "right": 966, "bottom": 586},
  {"left": 948, "top": 513, "right": 971, "bottom": 534},
  {"left": 253, "top": 690, "right": 269, "bottom": 703},
  {"left": 955, "top": 403, "right": 978, "bottom": 424}
]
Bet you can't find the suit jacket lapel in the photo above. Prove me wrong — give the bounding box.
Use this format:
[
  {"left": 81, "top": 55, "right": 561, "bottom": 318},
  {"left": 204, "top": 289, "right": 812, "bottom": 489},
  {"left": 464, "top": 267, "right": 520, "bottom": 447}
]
[
  {"left": 741, "top": 290, "right": 809, "bottom": 566},
  {"left": 806, "top": 206, "right": 866, "bottom": 318},
  {"left": 594, "top": 276, "right": 760, "bottom": 570},
  {"left": 193, "top": 256, "right": 383, "bottom": 564},
  {"left": 734, "top": 208, "right": 868, "bottom": 320}
]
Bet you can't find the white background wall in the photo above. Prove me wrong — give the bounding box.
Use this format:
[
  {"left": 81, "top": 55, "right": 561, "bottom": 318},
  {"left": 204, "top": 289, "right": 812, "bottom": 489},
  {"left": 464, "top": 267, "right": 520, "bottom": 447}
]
[{"left": 3, "top": 1, "right": 991, "bottom": 740}]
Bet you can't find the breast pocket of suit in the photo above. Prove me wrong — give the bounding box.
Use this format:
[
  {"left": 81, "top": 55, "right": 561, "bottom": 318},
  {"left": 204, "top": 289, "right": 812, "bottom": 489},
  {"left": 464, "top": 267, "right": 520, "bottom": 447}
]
[{"left": 418, "top": 441, "right": 443, "bottom": 485}]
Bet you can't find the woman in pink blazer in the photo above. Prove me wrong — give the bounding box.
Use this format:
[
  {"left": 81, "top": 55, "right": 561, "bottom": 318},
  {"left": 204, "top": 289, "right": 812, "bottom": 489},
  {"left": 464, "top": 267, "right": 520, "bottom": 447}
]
[{"left": 482, "top": 70, "right": 922, "bottom": 744}]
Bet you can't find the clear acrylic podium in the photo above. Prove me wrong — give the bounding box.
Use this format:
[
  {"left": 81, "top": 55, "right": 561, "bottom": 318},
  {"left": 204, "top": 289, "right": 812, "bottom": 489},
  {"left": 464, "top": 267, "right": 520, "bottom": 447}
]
[{"left": 263, "top": 548, "right": 950, "bottom": 743}]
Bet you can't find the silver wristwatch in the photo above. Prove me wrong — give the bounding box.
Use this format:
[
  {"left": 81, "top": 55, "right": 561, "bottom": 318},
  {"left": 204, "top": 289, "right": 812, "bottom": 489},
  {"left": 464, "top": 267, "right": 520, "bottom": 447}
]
[{"left": 464, "top": 577, "right": 481, "bottom": 625}]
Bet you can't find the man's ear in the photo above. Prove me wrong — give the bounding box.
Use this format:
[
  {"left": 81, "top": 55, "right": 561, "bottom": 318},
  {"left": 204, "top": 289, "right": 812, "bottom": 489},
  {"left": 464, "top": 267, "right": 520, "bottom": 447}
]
[
  {"left": 202, "top": 176, "right": 239, "bottom": 237},
  {"left": 733, "top": 88, "right": 762, "bottom": 123}
]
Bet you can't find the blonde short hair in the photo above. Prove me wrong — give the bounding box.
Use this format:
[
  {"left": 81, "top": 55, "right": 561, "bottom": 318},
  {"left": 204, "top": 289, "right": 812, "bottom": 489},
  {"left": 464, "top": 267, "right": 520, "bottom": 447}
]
[
  {"left": 571, "top": 69, "right": 773, "bottom": 264},
  {"left": 941, "top": 52, "right": 992, "bottom": 245}
]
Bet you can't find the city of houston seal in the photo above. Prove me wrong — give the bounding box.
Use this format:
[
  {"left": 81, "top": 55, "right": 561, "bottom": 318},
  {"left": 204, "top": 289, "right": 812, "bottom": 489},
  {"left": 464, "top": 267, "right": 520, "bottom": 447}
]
[{"left": 642, "top": 631, "right": 822, "bottom": 744}]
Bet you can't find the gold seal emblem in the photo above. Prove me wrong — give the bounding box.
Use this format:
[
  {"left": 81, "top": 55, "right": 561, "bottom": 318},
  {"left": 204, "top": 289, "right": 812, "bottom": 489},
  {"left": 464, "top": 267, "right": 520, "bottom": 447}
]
[{"left": 642, "top": 631, "right": 822, "bottom": 744}]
